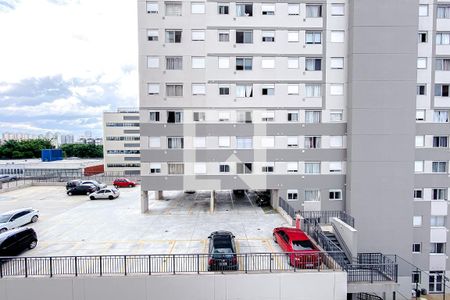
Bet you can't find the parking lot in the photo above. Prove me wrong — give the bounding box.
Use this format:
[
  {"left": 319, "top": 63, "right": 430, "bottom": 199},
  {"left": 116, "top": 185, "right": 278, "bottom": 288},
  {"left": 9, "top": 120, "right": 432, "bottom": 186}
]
[{"left": 0, "top": 186, "right": 289, "bottom": 256}]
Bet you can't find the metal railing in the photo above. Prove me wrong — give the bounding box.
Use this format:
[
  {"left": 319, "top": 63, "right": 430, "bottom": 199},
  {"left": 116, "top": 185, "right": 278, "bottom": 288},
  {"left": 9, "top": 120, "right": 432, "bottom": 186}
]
[
  {"left": 0, "top": 252, "right": 342, "bottom": 278},
  {"left": 299, "top": 210, "right": 355, "bottom": 228},
  {"left": 279, "top": 197, "right": 296, "bottom": 219},
  {"left": 356, "top": 293, "right": 383, "bottom": 300},
  {"left": 331, "top": 222, "right": 354, "bottom": 263}
]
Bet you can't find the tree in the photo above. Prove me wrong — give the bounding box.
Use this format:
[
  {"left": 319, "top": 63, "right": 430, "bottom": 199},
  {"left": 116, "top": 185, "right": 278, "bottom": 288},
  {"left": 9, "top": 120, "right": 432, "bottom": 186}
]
[
  {"left": 0, "top": 139, "right": 53, "bottom": 159},
  {"left": 61, "top": 144, "right": 103, "bottom": 158}
]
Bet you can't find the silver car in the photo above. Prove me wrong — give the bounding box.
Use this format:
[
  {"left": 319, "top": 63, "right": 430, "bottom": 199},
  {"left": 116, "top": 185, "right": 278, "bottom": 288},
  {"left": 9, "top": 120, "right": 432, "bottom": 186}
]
[
  {"left": 0, "top": 208, "right": 40, "bottom": 233},
  {"left": 89, "top": 188, "right": 120, "bottom": 200}
]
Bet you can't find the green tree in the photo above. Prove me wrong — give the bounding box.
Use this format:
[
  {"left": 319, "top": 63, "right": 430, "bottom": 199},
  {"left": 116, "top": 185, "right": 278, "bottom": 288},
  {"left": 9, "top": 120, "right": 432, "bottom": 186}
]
[
  {"left": 0, "top": 139, "right": 53, "bottom": 159},
  {"left": 61, "top": 144, "right": 103, "bottom": 158}
]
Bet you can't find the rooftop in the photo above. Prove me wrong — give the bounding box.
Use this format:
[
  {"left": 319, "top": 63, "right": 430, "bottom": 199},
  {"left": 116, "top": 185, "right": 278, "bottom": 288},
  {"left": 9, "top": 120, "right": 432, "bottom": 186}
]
[{"left": 0, "top": 158, "right": 103, "bottom": 169}]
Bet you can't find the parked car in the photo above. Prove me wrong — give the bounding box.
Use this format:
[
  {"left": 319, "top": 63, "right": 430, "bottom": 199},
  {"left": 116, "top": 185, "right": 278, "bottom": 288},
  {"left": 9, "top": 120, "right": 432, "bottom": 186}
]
[
  {"left": 0, "top": 228, "right": 38, "bottom": 256},
  {"left": 81, "top": 180, "right": 107, "bottom": 190},
  {"left": 66, "top": 179, "right": 82, "bottom": 190},
  {"left": 113, "top": 178, "right": 136, "bottom": 188},
  {"left": 67, "top": 184, "right": 97, "bottom": 196},
  {"left": 89, "top": 188, "right": 120, "bottom": 200},
  {"left": 273, "top": 227, "right": 321, "bottom": 269},
  {"left": 0, "top": 208, "right": 40, "bottom": 233},
  {"left": 208, "top": 231, "right": 238, "bottom": 271},
  {"left": 0, "top": 175, "right": 18, "bottom": 183}
]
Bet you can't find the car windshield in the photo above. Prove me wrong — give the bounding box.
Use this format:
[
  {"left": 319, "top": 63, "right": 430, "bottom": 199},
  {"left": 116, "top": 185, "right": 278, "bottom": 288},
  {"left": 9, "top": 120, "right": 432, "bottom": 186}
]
[
  {"left": 212, "top": 248, "right": 234, "bottom": 258},
  {"left": 0, "top": 214, "right": 12, "bottom": 223},
  {"left": 292, "top": 240, "right": 315, "bottom": 251}
]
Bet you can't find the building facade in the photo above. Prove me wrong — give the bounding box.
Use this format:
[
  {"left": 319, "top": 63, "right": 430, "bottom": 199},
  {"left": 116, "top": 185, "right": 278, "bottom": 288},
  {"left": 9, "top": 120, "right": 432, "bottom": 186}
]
[
  {"left": 138, "top": 0, "right": 449, "bottom": 293},
  {"left": 103, "top": 108, "right": 141, "bottom": 175}
]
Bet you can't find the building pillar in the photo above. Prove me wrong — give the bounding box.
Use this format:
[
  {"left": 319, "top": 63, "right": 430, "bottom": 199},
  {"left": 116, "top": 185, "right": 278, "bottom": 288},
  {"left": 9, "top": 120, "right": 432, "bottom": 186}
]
[
  {"left": 141, "top": 190, "right": 149, "bottom": 213},
  {"left": 155, "top": 190, "right": 163, "bottom": 200},
  {"left": 270, "top": 189, "right": 279, "bottom": 209},
  {"left": 210, "top": 190, "right": 215, "bottom": 213}
]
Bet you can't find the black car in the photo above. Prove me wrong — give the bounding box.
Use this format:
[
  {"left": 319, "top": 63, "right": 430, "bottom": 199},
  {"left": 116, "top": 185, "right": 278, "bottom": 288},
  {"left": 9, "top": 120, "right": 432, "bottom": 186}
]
[
  {"left": 66, "top": 180, "right": 82, "bottom": 190},
  {"left": 67, "top": 184, "right": 97, "bottom": 196},
  {"left": 0, "top": 227, "right": 37, "bottom": 256},
  {"left": 208, "top": 231, "right": 238, "bottom": 271}
]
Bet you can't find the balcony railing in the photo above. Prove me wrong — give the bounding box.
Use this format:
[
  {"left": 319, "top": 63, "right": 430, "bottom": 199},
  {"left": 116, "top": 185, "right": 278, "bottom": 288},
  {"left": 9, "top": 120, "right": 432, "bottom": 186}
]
[{"left": 299, "top": 210, "right": 355, "bottom": 228}]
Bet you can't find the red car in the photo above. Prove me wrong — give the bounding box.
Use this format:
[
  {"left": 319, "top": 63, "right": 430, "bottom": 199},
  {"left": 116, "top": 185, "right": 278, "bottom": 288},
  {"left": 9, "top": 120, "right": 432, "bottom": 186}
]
[
  {"left": 113, "top": 178, "right": 137, "bottom": 188},
  {"left": 273, "top": 227, "right": 321, "bottom": 269}
]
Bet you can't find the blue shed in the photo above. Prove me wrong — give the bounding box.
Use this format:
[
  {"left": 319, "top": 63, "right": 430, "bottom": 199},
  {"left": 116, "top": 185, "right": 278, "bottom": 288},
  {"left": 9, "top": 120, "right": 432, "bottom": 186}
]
[{"left": 41, "top": 149, "right": 63, "bottom": 162}]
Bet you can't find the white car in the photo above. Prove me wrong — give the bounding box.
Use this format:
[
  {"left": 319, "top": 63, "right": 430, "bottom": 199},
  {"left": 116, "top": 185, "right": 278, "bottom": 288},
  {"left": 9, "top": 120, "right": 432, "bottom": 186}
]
[
  {"left": 0, "top": 208, "right": 40, "bottom": 233},
  {"left": 89, "top": 188, "right": 120, "bottom": 200}
]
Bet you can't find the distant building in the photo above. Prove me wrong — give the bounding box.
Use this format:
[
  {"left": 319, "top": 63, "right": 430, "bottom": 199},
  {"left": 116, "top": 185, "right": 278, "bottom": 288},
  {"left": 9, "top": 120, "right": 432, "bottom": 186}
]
[{"left": 59, "top": 134, "right": 75, "bottom": 145}]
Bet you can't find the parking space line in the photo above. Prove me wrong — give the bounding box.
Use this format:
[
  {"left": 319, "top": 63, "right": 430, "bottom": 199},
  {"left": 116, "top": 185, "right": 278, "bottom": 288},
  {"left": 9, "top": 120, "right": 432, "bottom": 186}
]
[
  {"left": 244, "top": 191, "right": 255, "bottom": 208},
  {"left": 229, "top": 190, "right": 235, "bottom": 210}
]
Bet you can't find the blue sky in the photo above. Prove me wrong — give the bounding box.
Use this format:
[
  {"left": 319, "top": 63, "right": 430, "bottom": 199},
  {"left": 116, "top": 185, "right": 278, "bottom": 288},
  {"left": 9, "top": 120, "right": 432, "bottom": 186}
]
[{"left": 0, "top": 0, "right": 138, "bottom": 138}]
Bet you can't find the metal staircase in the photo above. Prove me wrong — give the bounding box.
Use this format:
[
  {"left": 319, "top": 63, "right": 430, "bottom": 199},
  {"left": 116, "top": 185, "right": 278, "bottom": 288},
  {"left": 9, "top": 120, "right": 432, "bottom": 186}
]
[{"left": 322, "top": 230, "right": 351, "bottom": 266}]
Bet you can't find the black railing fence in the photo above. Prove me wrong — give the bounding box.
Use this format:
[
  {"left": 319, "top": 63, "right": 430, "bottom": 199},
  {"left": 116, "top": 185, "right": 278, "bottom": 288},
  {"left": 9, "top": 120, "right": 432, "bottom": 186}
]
[
  {"left": 356, "top": 293, "right": 383, "bottom": 300},
  {"left": 298, "top": 210, "right": 355, "bottom": 228},
  {"left": 279, "top": 197, "right": 296, "bottom": 219}
]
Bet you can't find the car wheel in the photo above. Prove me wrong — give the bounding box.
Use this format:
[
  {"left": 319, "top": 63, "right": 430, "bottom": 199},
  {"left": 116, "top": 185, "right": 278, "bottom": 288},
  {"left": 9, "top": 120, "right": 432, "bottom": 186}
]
[
  {"left": 273, "top": 233, "right": 277, "bottom": 243},
  {"left": 86, "top": 191, "right": 90, "bottom": 195},
  {"left": 114, "top": 185, "right": 119, "bottom": 188},
  {"left": 31, "top": 215, "right": 38, "bottom": 223},
  {"left": 128, "top": 184, "right": 133, "bottom": 188},
  {"left": 108, "top": 195, "right": 113, "bottom": 200},
  {"left": 0, "top": 228, "right": 7, "bottom": 234},
  {"left": 90, "top": 196, "right": 95, "bottom": 200},
  {"left": 68, "top": 192, "right": 72, "bottom": 196},
  {"left": 29, "top": 240, "right": 37, "bottom": 249}
]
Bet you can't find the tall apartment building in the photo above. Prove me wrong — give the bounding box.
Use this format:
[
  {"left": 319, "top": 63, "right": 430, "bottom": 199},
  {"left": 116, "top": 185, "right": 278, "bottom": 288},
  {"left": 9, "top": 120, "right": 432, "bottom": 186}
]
[
  {"left": 138, "top": 0, "right": 449, "bottom": 293},
  {"left": 103, "top": 108, "right": 141, "bottom": 175}
]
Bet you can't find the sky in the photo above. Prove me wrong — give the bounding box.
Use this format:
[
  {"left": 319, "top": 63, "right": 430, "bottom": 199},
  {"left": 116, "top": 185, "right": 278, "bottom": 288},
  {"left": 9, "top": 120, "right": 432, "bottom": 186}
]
[{"left": 0, "top": 0, "right": 138, "bottom": 138}]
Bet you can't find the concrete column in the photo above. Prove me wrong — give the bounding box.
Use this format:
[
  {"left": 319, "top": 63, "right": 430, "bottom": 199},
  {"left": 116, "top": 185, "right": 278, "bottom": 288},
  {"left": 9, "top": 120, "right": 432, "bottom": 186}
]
[
  {"left": 141, "top": 190, "right": 149, "bottom": 213},
  {"left": 210, "top": 190, "right": 215, "bottom": 213},
  {"left": 270, "top": 189, "right": 279, "bottom": 209},
  {"left": 155, "top": 190, "right": 163, "bottom": 200}
]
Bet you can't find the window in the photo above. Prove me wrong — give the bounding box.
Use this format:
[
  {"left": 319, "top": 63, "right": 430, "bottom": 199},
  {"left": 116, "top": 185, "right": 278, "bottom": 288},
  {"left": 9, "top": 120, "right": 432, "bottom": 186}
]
[
  {"left": 261, "top": 111, "right": 275, "bottom": 121},
  {"left": 287, "top": 162, "right": 298, "bottom": 173},
  {"left": 219, "top": 85, "right": 230, "bottom": 95},
  {"left": 305, "top": 162, "right": 320, "bottom": 174},
  {"left": 433, "top": 136, "right": 448, "bottom": 148},
  {"left": 262, "top": 163, "right": 274, "bottom": 173},
  {"left": 413, "top": 216, "right": 422, "bottom": 227},
  {"left": 418, "top": 4, "right": 428, "bottom": 16},
  {"left": 331, "top": 3, "right": 344, "bottom": 16},
  {"left": 414, "top": 161, "right": 424, "bottom": 173},
  {"left": 305, "top": 31, "right": 322, "bottom": 44},
  {"left": 167, "top": 111, "right": 183, "bottom": 123},
  {"left": 219, "top": 164, "right": 230, "bottom": 173},
  {"left": 192, "top": 83, "right": 206, "bottom": 95},
  {"left": 168, "top": 137, "right": 184, "bottom": 149},
  {"left": 287, "top": 136, "right": 299, "bottom": 148},
  {"left": 417, "top": 57, "right": 427, "bottom": 69},
  {"left": 165, "top": 2, "right": 182, "bottom": 16},
  {"left": 218, "top": 3, "right": 229, "bottom": 14},
  {"left": 416, "top": 110, "right": 425, "bottom": 121},
  {"left": 331, "top": 57, "right": 344, "bottom": 69},
  {"left": 236, "top": 84, "right": 253, "bottom": 97},
  {"left": 434, "top": 110, "right": 449, "bottom": 123},
  {"left": 165, "top": 30, "right": 182, "bottom": 43},
  {"left": 236, "top": 137, "right": 252, "bottom": 148},
  {"left": 191, "top": 57, "right": 206, "bottom": 69},
  {"left": 415, "top": 136, "right": 424, "bottom": 147},
  {"left": 305, "top": 84, "right": 321, "bottom": 97},
  {"left": 437, "top": 32, "right": 450, "bottom": 45},
  {"left": 149, "top": 111, "right": 160, "bottom": 122},
  {"left": 288, "top": 4, "right": 299, "bottom": 15},
  {"left": 262, "top": 84, "right": 275, "bottom": 96},
  {"left": 237, "top": 163, "right": 252, "bottom": 174},
  {"left": 236, "top": 57, "right": 252, "bottom": 70},
  {"left": 261, "top": 4, "right": 275, "bottom": 15},
  {"left": 288, "top": 57, "right": 299, "bottom": 69},
  {"left": 261, "top": 57, "right": 275, "bottom": 68},
  {"left": 261, "top": 137, "right": 275, "bottom": 148},
  {"left": 430, "top": 243, "right": 445, "bottom": 253},
  {"left": 432, "top": 161, "right": 447, "bottom": 173},
  {"left": 288, "top": 31, "right": 299, "bottom": 42},
  {"left": 305, "top": 58, "right": 321, "bottom": 71},
  {"left": 218, "top": 56, "right": 230, "bottom": 69},
  {"left": 149, "top": 137, "right": 161, "bottom": 148},
  {"left": 191, "top": 2, "right": 205, "bottom": 14},
  {"left": 305, "top": 136, "right": 321, "bottom": 149},
  {"left": 431, "top": 216, "right": 446, "bottom": 227},
  {"left": 412, "top": 243, "right": 421, "bottom": 253},
  {"left": 329, "top": 162, "right": 342, "bottom": 173},
  {"left": 305, "top": 110, "right": 321, "bottom": 123},
  {"left": 330, "top": 31, "right": 344, "bottom": 43},
  {"left": 287, "top": 190, "right": 298, "bottom": 200},
  {"left": 166, "top": 56, "right": 183, "bottom": 70},
  {"left": 330, "top": 110, "right": 343, "bottom": 122},
  {"left": 306, "top": 4, "right": 322, "bottom": 17},
  {"left": 218, "top": 111, "right": 231, "bottom": 121},
  {"left": 438, "top": 6, "right": 450, "bottom": 18},
  {"left": 288, "top": 85, "right": 299, "bottom": 95},
  {"left": 237, "top": 111, "right": 252, "bottom": 123},
  {"left": 236, "top": 3, "right": 253, "bottom": 16},
  {"left": 330, "top": 136, "right": 343, "bottom": 148},
  {"left": 150, "top": 163, "right": 161, "bottom": 174},
  {"left": 191, "top": 30, "right": 205, "bottom": 41},
  {"left": 305, "top": 190, "right": 320, "bottom": 201},
  {"left": 168, "top": 163, "right": 184, "bottom": 174},
  {"left": 330, "top": 84, "right": 344, "bottom": 95},
  {"left": 147, "top": 29, "right": 159, "bottom": 41},
  {"left": 146, "top": 2, "right": 158, "bottom": 14},
  {"left": 236, "top": 30, "right": 253, "bottom": 43},
  {"left": 218, "top": 136, "right": 231, "bottom": 147},
  {"left": 262, "top": 31, "right": 275, "bottom": 42},
  {"left": 218, "top": 30, "right": 230, "bottom": 42},
  {"left": 148, "top": 83, "right": 160, "bottom": 95},
  {"left": 287, "top": 111, "right": 299, "bottom": 122},
  {"left": 329, "top": 190, "right": 342, "bottom": 200},
  {"left": 194, "top": 137, "right": 206, "bottom": 148},
  {"left": 432, "top": 188, "right": 447, "bottom": 200},
  {"left": 147, "top": 56, "right": 159, "bottom": 68},
  {"left": 436, "top": 58, "right": 450, "bottom": 71},
  {"left": 417, "top": 84, "right": 426, "bottom": 95},
  {"left": 429, "top": 271, "right": 444, "bottom": 293},
  {"left": 194, "top": 163, "right": 206, "bottom": 174},
  {"left": 193, "top": 112, "right": 206, "bottom": 122},
  {"left": 418, "top": 32, "right": 427, "bottom": 43},
  {"left": 414, "top": 189, "right": 423, "bottom": 199},
  {"left": 166, "top": 84, "right": 183, "bottom": 96}
]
